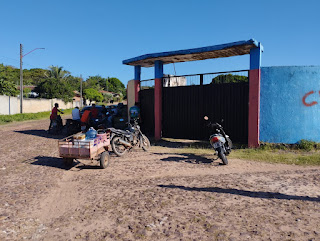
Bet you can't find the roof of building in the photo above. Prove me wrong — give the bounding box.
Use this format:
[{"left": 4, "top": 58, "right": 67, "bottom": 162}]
[{"left": 123, "top": 39, "right": 262, "bottom": 67}]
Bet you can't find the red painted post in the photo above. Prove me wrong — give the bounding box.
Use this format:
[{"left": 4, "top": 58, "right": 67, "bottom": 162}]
[
  {"left": 248, "top": 44, "right": 263, "bottom": 147},
  {"left": 134, "top": 65, "right": 141, "bottom": 103},
  {"left": 248, "top": 69, "right": 260, "bottom": 147},
  {"left": 154, "top": 60, "right": 163, "bottom": 140}
]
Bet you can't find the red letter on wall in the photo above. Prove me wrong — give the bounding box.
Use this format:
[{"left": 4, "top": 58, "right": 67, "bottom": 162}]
[{"left": 302, "top": 91, "right": 317, "bottom": 107}]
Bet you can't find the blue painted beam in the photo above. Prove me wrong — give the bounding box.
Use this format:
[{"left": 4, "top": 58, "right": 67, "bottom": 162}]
[
  {"left": 123, "top": 39, "right": 260, "bottom": 67},
  {"left": 250, "top": 43, "right": 263, "bottom": 70},
  {"left": 134, "top": 65, "right": 141, "bottom": 80},
  {"left": 155, "top": 60, "right": 163, "bottom": 79}
]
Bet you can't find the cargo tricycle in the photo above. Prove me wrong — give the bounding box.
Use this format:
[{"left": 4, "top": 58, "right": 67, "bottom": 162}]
[{"left": 58, "top": 130, "right": 111, "bottom": 169}]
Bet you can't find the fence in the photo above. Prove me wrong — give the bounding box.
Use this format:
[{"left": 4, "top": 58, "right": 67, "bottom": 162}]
[
  {"left": 140, "top": 70, "right": 249, "bottom": 88},
  {"left": 0, "top": 95, "right": 83, "bottom": 115}
]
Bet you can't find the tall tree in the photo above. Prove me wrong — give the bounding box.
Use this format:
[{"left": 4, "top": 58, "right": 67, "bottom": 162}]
[
  {"left": 35, "top": 78, "right": 74, "bottom": 102},
  {"left": 0, "top": 77, "right": 19, "bottom": 96},
  {"left": 47, "top": 66, "right": 70, "bottom": 81},
  {"left": 211, "top": 74, "right": 248, "bottom": 84},
  {"left": 83, "top": 88, "right": 103, "bottom": 104}
]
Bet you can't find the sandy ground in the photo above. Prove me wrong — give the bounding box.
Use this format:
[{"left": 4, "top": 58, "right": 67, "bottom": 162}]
[{"left": 0, "top": 118, "right": 320, "bottom": 241}]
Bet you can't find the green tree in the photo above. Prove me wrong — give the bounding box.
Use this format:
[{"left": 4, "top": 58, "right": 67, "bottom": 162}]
[
  {"left": 211, "top": 74, "right": 248, "bottom": 84},
  {"left": 24, "top": 68, "right": 48, "bottom": 85},
  {"left": 83, "top": 88, "right": 103, "bottom": 104},
  {"left": 84, "top": 76, "right": 104, "bottom": 90},
  {"left": 47, "top": 66, "right": 70, "bottom": 81},
  {"left": 106, "top": 77, "right": 126, "bottom": 96},
  {"left": 0, "top": 77, "right": 19, "bottom": 96},
  {"left": 0, "top": 64, "right": 20, "bottom": 85},
  {"left": 23, "top": 87, "right": 32, "bottom": 97},
  {"left": 35, "top": 78, "right": 74, "bottom": 102},
  {"left": 66, "top": 76, "right": 81, "bottom": 91},
  {"left": 102, "top": 92, "right": 113, "bottom": 103}
]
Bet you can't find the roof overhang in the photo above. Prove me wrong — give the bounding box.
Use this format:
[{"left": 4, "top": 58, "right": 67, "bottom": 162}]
[{"left": 123, "top": 39, "right": 261, "bottom": 67}]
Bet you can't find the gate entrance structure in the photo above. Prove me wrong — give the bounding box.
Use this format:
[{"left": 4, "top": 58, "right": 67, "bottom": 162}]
[{"left": 123, "top": 39, "right": 263, "bottom": 147}]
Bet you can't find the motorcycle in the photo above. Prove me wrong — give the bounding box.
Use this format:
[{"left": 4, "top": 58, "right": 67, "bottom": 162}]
[
  {"left": 204, "top": 116, "right": 232, "bottom": 165},
  {"left": 65, "top": 119, "right": 81, "bottom": 136},
  {"left": 49, "top": 114, "right": 64, "bottom": 134},
  {"left": 109, "top": 118, "right": 150, "bottom": 157}
]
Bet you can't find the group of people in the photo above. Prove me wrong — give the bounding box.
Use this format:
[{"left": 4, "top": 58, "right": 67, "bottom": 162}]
[
  {"left": 73, "top": 103, "right": 121, "bottom": 130},
  {"left": 49, "top": 102, "right": 140, "bottom": 132}
]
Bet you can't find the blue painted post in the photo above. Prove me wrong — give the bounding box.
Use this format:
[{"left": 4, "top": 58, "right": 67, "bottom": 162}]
[
  {"left": 248, "top": 43, "right": 263, "bottom": 147},
  {"left": 154, "top": 60, "right": 163, "bottom": 140},
  {"left": 134, "top": 65, "right": 141, "bottom": 103}
]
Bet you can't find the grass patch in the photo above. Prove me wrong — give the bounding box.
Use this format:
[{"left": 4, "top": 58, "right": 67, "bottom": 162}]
[
  {"left": 230, "top": 149, "right": 320, "bottom": 166},
  {"left": 0, "top": 109, "right": 72, "bottom": 125},
  {"left": 153, "top": 138, "right": 320, "bottom": 166}
]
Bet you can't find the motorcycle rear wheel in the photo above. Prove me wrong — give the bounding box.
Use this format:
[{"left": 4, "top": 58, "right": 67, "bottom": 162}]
[
  {"left": 218, "top": 151, "right": 228, "bottom": 165},
  {"left": 140, "top": 134, "right": 150, "bottom": 151},
  {"left": 111, "top": 136, "right": 128, "bottom": 157}
]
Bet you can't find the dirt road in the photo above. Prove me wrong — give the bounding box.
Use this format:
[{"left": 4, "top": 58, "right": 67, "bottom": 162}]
[{"left": 1, "top": 119, "right": 320, "bottom": 240}]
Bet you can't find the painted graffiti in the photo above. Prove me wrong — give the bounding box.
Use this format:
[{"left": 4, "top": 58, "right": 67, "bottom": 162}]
[{"left": 302, "top": 90, "right": 320, "bottom": 106}]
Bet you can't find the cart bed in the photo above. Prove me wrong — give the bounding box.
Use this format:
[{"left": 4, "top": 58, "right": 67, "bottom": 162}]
[{"left": 58, "top": 132, "right": 110, "bottom": 159}]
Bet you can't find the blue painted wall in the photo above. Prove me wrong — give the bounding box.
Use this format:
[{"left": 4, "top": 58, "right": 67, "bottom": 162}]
[{"left": 260, "top": 66, "right": 320, "bottom": 143}]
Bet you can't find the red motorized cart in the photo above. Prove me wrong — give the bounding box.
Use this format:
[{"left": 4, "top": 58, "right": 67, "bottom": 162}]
[{"left": 58, "top": 131, "right": 111, "bottom": 169}]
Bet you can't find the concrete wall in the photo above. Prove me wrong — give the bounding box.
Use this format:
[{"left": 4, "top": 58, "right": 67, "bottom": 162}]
[
  {"left": 260, "top": 66, "right": 320, "bottom": 143},
  {"left": 127, "top": 80, "right": 136, "bottom": 119},
  {"left": 0, "top": 95, "right": 20, "bottom": 115},
  {"left": 163, "top": 75, "right": 186, "bottom": 87},
  {"left": 0, "top": 95, "right": 82, "bottom": 115}
]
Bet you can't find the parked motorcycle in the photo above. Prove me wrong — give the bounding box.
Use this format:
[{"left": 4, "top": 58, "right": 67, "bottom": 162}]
[
  {"left": 109, "top": 119, "right": 150, "bottom": 156},
  {"left": 49, "top": 114, "right": 64, "bottom": 134},
  {"left": 204, "top": 116, "right": 232, "bottom": 165},
  {"left": 65, "top": 119, "right": 81, "bottom": 136}
]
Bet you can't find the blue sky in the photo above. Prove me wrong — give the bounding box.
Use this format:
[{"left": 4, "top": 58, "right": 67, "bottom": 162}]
[{"left": 1, "top": 0, "right": 319, "bottom": 86}]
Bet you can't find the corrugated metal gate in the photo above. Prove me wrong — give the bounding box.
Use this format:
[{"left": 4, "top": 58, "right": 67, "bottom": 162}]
[
  {"left": 139, "top": 74, "right": 249, "bottom": 143},
  {"left": 139, "top": 88, "right": 154, "bottom": 136},
  {"left": 162, "top": 82, "right": 249, "bottom": 143}
]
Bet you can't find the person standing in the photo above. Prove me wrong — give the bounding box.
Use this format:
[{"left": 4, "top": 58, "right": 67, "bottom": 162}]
[
  {"left": 91, "top": 103, "right": 99, "bottom": 119},
  {"left": 80, "top": 108, "right": 92, "bottom": 130},
  {"left": 72, "top": 106, "right": 81, "bottom": 121}
]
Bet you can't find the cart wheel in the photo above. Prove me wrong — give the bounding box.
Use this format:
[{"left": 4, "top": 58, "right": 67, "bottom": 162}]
[
  {"left": 63, "top": 158, "right": 74, "bottom": 166},
  {"left": 100, "top": 151, "right": 110, "bottom": 169}
]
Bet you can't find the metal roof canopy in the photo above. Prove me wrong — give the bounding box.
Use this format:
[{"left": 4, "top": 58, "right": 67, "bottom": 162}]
[{"left": 123, "top": 39, "right": 261, "bottom": 68}]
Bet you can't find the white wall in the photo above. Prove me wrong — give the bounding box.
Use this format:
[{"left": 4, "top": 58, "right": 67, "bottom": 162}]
[
  {"left": 0, "top": 95, "right": 84, "bottom": 115},
  {"left": 0, "top": 95, "right": 20, "bottom": 115}
]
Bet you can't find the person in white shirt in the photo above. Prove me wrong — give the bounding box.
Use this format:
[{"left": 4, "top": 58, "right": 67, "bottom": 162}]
[{"left": 72, "top": 107, "right": 81, "bottom": 121}]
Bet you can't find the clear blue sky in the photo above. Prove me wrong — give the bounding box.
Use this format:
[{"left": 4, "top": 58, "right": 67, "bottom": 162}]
[{"left": 1, "top": 0, "right": 319, "bottom": 86}]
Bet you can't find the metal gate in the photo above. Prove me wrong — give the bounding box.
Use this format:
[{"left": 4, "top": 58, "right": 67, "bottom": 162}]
[
  {"left": 139, "top": 71, "right": 249, "bottom": 143},
  {"left": 139, "top": 88, "right": 154, "bottom": 136},
  {"left": 162, "top": 82, "right": 249, "bottom": 143}
]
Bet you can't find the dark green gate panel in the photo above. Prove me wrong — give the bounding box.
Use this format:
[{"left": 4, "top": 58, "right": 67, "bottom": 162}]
[
  {"left": 162, "top": 83, "right": 249, "bottom": 143},
  {"left": 139, "top": 89, "right": 154, "bottom": 136}
]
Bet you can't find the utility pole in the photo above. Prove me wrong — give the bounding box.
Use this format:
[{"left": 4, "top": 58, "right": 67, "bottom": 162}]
[
  {"left": 107, "top": 77, "right": 109, "bottom": 92},
  {"left": 19, "top": 44, "right": 45, "bottom": 113},
  {"left": 20, "top": 44, "right": 23, "bottom": 113},
  {"left": 80, "top": 74, "right": 83, "bottom": 108}
]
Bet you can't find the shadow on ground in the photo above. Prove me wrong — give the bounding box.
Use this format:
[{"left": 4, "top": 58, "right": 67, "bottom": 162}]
[
  {"left": 158, "top": 184, "right": 320, "bottom": 202},
  {"left": 151, "top": 138, "right": 247, "bottom": 150},
  {"left": 153, "top": 152, "right": 217, "bottom": 165},
  {"left": 152, "top": 139, "right": 208, "bottom": 149},
  {"left": 15, "top": 129, "right": 67, "bottom": 140},
  {"left": 25, "top": 156, "right": 76, "bottom": 170}
]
